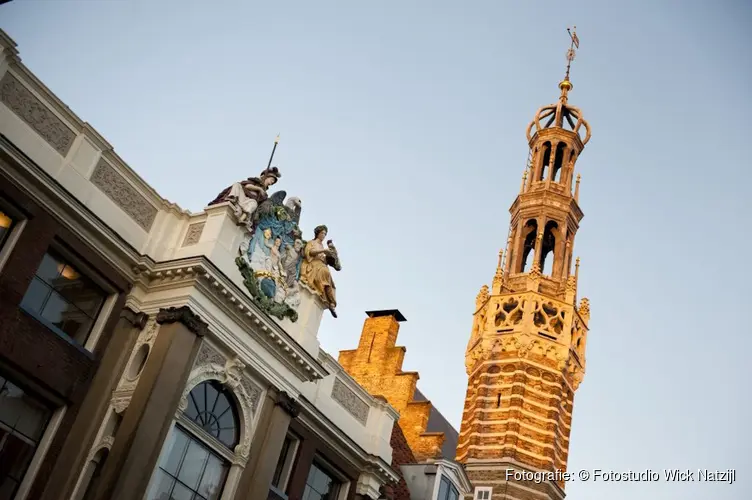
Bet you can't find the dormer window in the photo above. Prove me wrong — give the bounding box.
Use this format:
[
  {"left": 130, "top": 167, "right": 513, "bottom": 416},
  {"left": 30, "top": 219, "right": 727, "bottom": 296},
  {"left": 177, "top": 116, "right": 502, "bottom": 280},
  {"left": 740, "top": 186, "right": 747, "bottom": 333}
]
[{"left": 437, "top": 475, "right": 459, "bottom": 500}]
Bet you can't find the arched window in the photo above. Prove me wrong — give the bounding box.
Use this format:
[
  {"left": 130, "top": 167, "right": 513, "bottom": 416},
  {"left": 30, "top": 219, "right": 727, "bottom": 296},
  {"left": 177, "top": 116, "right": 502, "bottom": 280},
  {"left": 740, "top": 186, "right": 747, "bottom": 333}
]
[
  {"left": 184, "top": 380, "right": 239, "bottom": 449},
  {"left": 147, "top": 381, "right": 240, "bottom": 500}
]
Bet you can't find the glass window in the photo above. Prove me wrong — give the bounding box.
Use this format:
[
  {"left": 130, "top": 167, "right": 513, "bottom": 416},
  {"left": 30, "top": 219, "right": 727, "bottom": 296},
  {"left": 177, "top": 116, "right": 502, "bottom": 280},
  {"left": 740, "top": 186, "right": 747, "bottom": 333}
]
[
  {"left": 0, "top": 375, "right": 52, "bottom": 500},
  {"left": 271, "top": 434, "right": 298, "bottom": 492},
  {"left": 474, "top": 487, "right": 492, "bottom": 500},
  {"left": 302, "top": 462, "right": 340, "bottom": 500},
  {"left": 438, "top": 475, "right": 459, "bottom": 500},
  {"left": 147, "top": 427, "right": 228, "bottom": 500},
  {"left": 0, "top": 210, "right": 13, "bottom": 250},
  {"left": 20, "top": 250, "right": 105, "bottom": 346},
  {"left": 184, "top": 381, "right": 239, "bottom": 449}
]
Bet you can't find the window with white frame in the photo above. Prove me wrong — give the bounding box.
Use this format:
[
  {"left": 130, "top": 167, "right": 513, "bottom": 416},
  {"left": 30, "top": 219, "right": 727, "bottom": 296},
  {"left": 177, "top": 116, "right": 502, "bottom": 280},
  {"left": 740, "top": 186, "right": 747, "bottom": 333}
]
[
  {"left": 146, "top": 381, "right": 240, "bottom": 500},
  {"left": 437, "top": 475, "right": 459, "bottom": 500},
  {"left": 20, "top": 249, "right": 106, "bottom": 348},
  {"left": 474, "top": 486, "right": 492, "bottom": 500},
  {"left": 0, "top": 374, "right": 53, "bottom": 499}
]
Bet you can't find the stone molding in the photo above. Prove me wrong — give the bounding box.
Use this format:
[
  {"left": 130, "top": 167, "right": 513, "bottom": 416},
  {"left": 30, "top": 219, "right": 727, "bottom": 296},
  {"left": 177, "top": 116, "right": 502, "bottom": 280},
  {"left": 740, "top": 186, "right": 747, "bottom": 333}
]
[
  {"left": 275, "top": 391, "right": 301, "bottom": 418},
  {"left": 179, "top": 342, "right": 264, "bottom": 464},
  {"left": 156, "top": 305, "right": 209, "bottom": 338},
  {"left": 90, "top": 159, "right": 158, "bottom": 231},
  {"left": 331, "top": 378, "right": 369, "bottom": 425},
  {"left": 130, "top": 259, "right": 328, "bottom": 382},
  {"left": 0, "top": 72, "right": 75, "bottom": 155}
]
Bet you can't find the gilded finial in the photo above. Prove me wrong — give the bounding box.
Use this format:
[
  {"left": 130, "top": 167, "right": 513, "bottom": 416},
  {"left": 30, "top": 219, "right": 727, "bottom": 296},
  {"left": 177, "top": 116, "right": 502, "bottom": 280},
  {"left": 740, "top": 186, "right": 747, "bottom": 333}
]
[
  {"left": 560, "top": 26, "right": 579, "bottom": 100},
  {"left": 274, "top": 134, "right": 280, "bottom": 144}
]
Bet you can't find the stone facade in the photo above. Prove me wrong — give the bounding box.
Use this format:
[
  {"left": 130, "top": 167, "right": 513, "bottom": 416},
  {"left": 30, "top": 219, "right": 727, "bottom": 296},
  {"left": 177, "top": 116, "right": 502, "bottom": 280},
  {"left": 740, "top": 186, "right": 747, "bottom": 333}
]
[
  {"left": 0, "top": 28, "right": 399, "bottom": 500},
  {"left": 458, "top": 76, "right": 592, "bottom": 499}
]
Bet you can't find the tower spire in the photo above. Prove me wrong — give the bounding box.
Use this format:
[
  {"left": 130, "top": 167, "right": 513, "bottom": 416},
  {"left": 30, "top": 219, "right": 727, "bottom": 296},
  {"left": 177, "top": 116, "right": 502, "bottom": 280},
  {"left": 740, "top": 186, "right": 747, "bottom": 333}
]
[
  {"left": 458, "top": 28, "right": 592, "bottom": 498},
  {"left": 560, "top": 26, "right": 579, "bottom": 102}
]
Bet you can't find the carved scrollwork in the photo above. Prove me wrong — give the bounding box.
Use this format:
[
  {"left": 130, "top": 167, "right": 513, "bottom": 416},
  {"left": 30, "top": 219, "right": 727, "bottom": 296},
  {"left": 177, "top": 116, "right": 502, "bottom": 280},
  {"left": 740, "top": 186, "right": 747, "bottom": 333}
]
[
  {"left": 180, "top": 348, "right": 263, "bottom": 463},
  {"left": 157, "top": 306, "right": 210, "bottom": 337}
]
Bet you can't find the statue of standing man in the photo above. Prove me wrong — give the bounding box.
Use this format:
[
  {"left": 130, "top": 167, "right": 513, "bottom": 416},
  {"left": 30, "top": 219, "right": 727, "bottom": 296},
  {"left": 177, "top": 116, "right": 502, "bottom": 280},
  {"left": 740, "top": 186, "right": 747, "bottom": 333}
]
[{"left": 208, "top": 167, "right": 282, "bottom": 230}]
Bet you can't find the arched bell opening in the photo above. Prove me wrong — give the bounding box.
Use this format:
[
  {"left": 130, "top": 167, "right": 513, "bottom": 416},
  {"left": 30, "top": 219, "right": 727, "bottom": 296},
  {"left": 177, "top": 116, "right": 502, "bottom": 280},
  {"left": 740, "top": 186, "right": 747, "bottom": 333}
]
[
  {"left": 538, "top": 142, "right": 552, "bottom": 181},
  {"left": 519, "top": 219, "right": 538, "bottom": 273},
  {"left": 552, "top": 142, "right": 567, "bottom": 183},
  {"left": 540, "top": 221, "right": 558, "bottom": 276}
]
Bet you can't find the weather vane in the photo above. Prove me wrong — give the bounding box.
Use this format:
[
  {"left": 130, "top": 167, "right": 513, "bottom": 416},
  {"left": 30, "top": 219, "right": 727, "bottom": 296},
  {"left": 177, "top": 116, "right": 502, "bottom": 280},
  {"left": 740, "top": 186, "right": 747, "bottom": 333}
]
[{"left": 564, "top": 26, "right": 579, "bottom": 82}]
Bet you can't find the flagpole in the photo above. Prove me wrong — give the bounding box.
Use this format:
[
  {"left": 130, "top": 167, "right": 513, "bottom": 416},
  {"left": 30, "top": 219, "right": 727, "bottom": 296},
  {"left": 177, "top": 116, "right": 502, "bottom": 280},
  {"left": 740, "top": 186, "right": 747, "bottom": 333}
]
[{"left": 267, "top": 134, "right": 280, "bottom": 170}]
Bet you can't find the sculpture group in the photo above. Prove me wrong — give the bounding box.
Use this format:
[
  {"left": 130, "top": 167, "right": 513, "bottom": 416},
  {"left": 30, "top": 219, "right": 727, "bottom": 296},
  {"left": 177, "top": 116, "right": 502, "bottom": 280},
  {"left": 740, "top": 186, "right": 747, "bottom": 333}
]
[{"left": 208, "top": 166, "right": 340, "bottom": 320}]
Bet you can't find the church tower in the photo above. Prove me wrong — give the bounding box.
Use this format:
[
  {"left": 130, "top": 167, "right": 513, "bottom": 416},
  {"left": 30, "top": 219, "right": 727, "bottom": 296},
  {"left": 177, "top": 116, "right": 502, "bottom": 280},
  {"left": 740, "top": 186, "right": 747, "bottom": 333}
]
[{"left": 456, "top": 29, "right": 591, "bottom": 500}]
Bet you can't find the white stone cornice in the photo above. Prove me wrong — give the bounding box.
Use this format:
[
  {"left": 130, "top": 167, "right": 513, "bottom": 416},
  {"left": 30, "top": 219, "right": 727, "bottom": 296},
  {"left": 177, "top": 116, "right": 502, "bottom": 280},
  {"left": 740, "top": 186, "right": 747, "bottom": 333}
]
[
  {"left": 296, "top": 398, "right": 400, "bottom": 485},
  {"left": 129, "top": 256, "right": 328, "bottom": 383},
  {"left": 0, "top": 136, "right": 141, "bottom": 281}
]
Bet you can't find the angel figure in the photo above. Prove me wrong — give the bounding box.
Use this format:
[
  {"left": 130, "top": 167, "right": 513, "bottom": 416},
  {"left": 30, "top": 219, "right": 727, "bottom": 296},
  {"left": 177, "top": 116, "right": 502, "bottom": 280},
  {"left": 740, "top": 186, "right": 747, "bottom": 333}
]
[{"left": 300, "top": 225, "right": 341, "bottom": 318}]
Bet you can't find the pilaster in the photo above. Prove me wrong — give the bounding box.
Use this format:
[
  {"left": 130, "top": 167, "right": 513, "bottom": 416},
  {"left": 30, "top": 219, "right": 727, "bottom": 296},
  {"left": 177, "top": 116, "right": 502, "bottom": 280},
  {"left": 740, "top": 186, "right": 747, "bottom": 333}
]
[{"left": 92, "top": 305, "right": 207, "bottom": 500}]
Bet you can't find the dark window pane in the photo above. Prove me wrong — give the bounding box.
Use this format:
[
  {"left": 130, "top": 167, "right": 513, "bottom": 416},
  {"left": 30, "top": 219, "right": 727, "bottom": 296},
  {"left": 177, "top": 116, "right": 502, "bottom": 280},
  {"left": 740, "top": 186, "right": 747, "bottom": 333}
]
[
  {"left": 12, "top": 395, "right": 49, "bottom": 442},
  {"left": 0, "top": 210, "right": 13, "bottom": 250},
  {"left": 20, "top": 278, "right": 52, "bottom": 315},
  {"left": 36, "top": 253, "right": 64, "bottom": 284},
  {"left": 0, "top": 378, "right": 51, "bottom": 499},
  {"left": 41, "top": 292, "right": 92, "bottom": 344},
  {"left": 23, "top": 251, "right": 106, "bottom": 346},
  {"left": 0, "top": 433, "right": 35, "bottom": 480},
  {"left": 170, "top": 481, "right": 194, "bottom": 500},
  {"left": 198, "top": 454, "right": 227, "bottom": 500},
  {"left": 146, "top": 471, "right": 175, "bottom": 500},
  {"left": 55, "top": 278, "right": 104, "bottom": 317},
  {"left": 438, "top": 477, "right": 449, "bottom": 500},
  {"left": 0, "top": 476, "right": 18, "bottom": 500},
  {"left": 160, "top": 428, "right": 190, "bottom": 476},
  {"left": 176, "top": 440, "right": 209, "bottom": 490}
]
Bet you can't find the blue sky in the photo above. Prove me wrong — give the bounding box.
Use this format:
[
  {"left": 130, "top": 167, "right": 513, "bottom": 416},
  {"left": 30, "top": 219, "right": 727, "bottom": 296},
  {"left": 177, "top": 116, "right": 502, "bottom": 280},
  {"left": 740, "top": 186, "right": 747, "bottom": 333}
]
[{"left": 3, "top": 1, "right": 751, "bottom": 499}]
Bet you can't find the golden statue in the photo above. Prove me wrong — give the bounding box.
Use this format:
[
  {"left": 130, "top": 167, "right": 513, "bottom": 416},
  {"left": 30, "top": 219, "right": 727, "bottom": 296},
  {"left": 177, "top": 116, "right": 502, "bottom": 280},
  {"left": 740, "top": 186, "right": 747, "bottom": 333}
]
[{"left": 301, "top": 225, "right": 341, "bottom": 318}]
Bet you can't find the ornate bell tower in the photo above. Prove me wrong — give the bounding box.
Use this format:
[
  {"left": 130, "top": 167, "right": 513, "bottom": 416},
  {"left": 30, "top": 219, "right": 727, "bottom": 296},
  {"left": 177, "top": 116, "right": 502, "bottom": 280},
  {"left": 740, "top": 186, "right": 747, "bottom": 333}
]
[{"left": 456, "top": 29, "right": 591, "bottom": 500}]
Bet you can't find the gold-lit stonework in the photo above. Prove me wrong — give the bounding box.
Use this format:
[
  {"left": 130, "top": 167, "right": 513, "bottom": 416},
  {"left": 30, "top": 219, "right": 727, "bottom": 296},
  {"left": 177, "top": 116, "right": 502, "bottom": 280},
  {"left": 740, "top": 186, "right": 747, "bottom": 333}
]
[{"left": 457, "top": 27, "right": 591, "bottom": 500}]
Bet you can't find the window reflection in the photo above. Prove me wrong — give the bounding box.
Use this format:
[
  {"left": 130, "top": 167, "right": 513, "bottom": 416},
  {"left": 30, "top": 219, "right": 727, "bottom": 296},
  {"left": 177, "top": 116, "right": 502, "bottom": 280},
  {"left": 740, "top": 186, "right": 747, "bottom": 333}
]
[
  {"left": 20, "top": 250, "right": 105, "bottom": 346},
  {"left": 0, "top": 210, "right": 13, "bottom": 250},
  {"left": 147, "top": 427, "right": 228, "bottom": 500},
  {"left": 302, "top": 462, "right": 340, "bottom": 500},
  {"left": 0, "top": 375, "right": 52, "bottom": 500}
]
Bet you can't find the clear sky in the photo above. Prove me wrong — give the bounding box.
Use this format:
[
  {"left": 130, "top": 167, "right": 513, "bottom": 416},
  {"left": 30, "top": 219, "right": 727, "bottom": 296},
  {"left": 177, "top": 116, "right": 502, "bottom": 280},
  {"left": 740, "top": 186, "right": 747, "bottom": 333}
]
[{"left": 3, "top": 1, "right": 751, "bottom": 499}]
